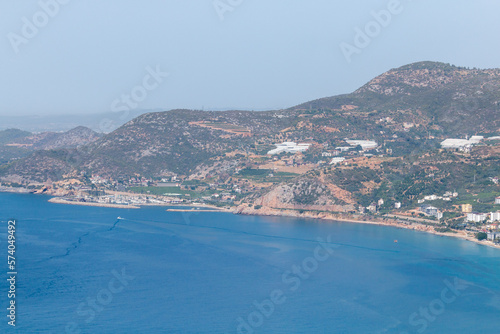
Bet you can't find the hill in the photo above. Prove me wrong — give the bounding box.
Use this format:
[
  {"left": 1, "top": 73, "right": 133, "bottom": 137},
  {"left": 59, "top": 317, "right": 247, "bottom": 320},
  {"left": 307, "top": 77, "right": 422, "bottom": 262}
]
[
  {"left": 293, "top": 61, "right": 500, "bottom": 135},
  {"left": 0, "top": 126, "right": 101, "bottom": 167},
  {"left": 0, "top": 129, "right": 31, "bottom": 145},
  {"left": 1, "top": 61, "right": 499, "bottom": 187}
]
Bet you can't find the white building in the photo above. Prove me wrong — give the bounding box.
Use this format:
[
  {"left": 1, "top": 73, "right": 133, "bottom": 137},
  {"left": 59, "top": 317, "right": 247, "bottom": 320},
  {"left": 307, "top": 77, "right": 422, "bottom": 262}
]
[
  {"left": 267, "top": 142, "right": 311, "bottom": 155},
  {"left": 394, "top": 202, "right": 402, "bottom": 209},
  {"left": 469, "top": 136, "right": 484, "bottom": 144},
  {"left": 487, "top": 232, "right": 499, "bottom": 241},
  {"left": 440, "top": 136, "right": 484, "bottom": 149},
  {"left": 440, "top": 139, "right": 471, "bottom": 149},
  {"left": 490, "top": 212, "right": 500, "bottom": 222},
  {"left": 367, "top": 203, "right": 377, "bottom": 213},
  {"left": 346, "top": 140, "right": 378, "bottom": 150},
  {"left": 495, "top": 197, "right": 500, "bottom": 205},
  {"left": 329, "top": 157, "right": 346, "bottom": 165},
  {"left": 424, "top": 195, "right": 439, "bottom": 201},
  {"left": 467, "top": 213, "right": 488, "bottom": 223}
]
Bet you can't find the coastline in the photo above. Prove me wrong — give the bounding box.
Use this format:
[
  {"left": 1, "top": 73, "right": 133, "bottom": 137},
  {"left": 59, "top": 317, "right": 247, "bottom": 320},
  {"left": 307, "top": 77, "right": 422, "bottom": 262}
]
[
  {"left": 47, "top": 196, "right": 230, "bottom": 212},
  {"left": 234, "top": 206, "right": 500, "bottom": 250},
  {"left": 2, "top": 188, "right": 498, "bottom": 250},
  {"left": 48, "top": 197, "right": 140, "bottom": 209},
  {"left": 0, "top": 186, "right": 31, "bottom": 194}
]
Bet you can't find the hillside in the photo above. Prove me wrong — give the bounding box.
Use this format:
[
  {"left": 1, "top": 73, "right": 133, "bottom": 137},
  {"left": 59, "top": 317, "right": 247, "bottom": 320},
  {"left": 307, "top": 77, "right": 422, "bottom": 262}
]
[
  {"left": 0, "top": 126, "right": 101, "bottom": 168},
  {"left": 0, "top": 129, "right": 31, "bottom": 145},
  {"left": 12, "top": 126, "right": 101, "bottom": 150},
  {"left": 293, "top": 61, "right": 500, "bottom": 135},
  {"left": 1, "top": 61, "right": 499, "bottom": 195}
]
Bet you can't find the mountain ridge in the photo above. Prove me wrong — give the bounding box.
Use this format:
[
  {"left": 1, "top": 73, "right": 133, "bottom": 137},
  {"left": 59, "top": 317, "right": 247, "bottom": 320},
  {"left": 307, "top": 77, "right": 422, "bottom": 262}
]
[{"left": 1, "top": 61, "right": 499, "bottom": 185}]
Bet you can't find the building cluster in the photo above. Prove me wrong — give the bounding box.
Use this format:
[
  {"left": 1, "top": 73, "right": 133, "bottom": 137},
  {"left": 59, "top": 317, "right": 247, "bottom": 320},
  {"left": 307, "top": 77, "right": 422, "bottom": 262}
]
[
  {"left": 362, "top": 198, "right": 389, "bottom": 214},
  {"left": 439, "top": 135, "right": 500, "bottom": 152},
  {"left": 64, "top": 194, "right": 184, "bottom": 206},
  {"left": 417, "top": 192, "right": 458, "bottom": 204},
  {"left": 420, "top": 205, "right": 444, "bottom": 219},
  {"left": 467, "top": 212, "right": 500, "bottom": 223}
]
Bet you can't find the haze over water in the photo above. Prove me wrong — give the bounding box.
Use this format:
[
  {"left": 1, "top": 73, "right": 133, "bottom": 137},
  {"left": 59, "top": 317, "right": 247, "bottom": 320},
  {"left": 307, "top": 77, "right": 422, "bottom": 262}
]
[{"left": 1, "top": 192, "right": 499, "bottom": 333}]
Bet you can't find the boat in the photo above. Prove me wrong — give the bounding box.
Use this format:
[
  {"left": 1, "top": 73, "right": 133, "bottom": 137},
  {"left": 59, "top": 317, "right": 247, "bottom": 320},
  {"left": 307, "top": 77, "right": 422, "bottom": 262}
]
[
  {"left": 117, "top": 217, "right": 124, "bottom": 220},
  {"left": 394, "top": 240, "right": 398, "bottom": 243}
]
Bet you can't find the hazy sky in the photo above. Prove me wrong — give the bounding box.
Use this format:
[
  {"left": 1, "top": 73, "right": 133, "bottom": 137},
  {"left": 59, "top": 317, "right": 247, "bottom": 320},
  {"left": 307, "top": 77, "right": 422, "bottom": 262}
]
[{"left": 1, "top": 0, "right": 500, "bottom": 116}]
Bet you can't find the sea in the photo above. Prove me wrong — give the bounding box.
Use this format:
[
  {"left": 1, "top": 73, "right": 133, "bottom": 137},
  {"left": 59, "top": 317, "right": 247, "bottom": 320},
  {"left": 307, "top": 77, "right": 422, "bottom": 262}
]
[{"left": 0, "top": 192, "right": 499, "bottom": 333}]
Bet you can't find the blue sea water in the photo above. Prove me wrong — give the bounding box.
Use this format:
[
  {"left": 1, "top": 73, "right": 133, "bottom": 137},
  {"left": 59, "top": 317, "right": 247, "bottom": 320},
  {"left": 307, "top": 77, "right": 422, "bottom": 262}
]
[{"left": 0, "top": 192, "right": 499, "bottom": 333}]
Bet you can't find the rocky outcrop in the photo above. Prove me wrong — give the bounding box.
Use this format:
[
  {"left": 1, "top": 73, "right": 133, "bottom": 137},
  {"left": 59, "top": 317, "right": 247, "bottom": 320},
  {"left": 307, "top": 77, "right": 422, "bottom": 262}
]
[{"left": 249, "top": 177, "right": 355, "bottom": 213}]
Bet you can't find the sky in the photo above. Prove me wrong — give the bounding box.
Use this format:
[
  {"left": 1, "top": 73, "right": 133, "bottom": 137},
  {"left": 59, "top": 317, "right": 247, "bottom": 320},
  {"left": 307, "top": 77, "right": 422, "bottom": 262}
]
[{"left": 1, "top": 0, "right": 500, "bottom": 116}]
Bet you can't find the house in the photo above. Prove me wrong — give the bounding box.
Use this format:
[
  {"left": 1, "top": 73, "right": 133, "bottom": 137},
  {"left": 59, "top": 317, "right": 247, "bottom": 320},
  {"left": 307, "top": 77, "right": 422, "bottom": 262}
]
[
  {"left": 367, "top": 203, "right": 377, "bottom": 213},
  {"left": 495, "top": 197, "right": 500, "bottom": 205},
  {"left": 394, "top": 202, "right": 402, "bottom": 209},
  {"left": 378, "top": 198, "right": 384, "bottom": 206},
  {"left": 461, "top": 204, "right": 473, "bottom": 213},
  {"left": 467, "top": 213, "right": 488, "bottom": 223},
  {"left": 322, "top": 152, "right": 333, "bottom": 157}
]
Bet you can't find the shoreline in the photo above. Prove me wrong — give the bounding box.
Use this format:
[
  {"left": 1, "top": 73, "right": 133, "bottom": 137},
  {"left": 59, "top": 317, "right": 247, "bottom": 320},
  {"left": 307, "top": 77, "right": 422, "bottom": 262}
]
[
  {"left": 0, "top": 186, "right": 31, "bottom": 194},
  {"left": 3, "top": 189, "right": 498, "bottom": 250},
  {"left": 234, "top": 206, "right": 500, "bottom": 250},
  {"left": 48, "top": 197, "right": 140, "bottom": 209},
  {"left": 47, "top": 196, "right": 231, "bottom": 212},
  {"left": 166, "top": 208, "right": 227, "bottom": 212}
]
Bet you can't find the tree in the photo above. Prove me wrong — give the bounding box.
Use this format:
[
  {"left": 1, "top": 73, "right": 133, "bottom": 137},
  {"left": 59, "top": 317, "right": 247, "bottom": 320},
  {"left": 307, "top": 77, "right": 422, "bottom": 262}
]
[{"left": 476, "top": 232, "right": 487, "bottom": 241}]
